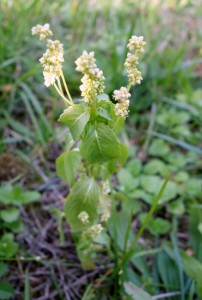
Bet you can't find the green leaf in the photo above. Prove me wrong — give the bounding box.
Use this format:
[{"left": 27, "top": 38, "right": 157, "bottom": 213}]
[
  {"left": 140, "top": 176, "right": 177, "bottom": 204},
  {"left": 164, "top": 243, "right": 202, "bottom": 295},
  {"left": 6, "top": 220, "right": 25, "bottom": 233},
  {"left": 97, "top": 93, "right": 110, "bottom": 102},
  {"left": 56, "top": 150, "right": 81, "bottom": 186},
  {"left": 0, "top": 282, "right": 14, "bottom": 300},
  {"left": 140, "top": 175, "right": 162, "bottom": 194},
  {"left": 0, "top": 184, "right": 40, "bottom": 206},
  {"left": 58, "top": 104, "right": 90, "bottom": 141},
  {"left": 64, "top": 179, "right": 99, "bottom": 232},
  {"left": 148, "top": 218, "right": 171, "bottom": 236},
  {"left": 124, "top": 282, "right": 152, "bottom": 300},
  {"left": 97, "top": 107, "right": 112, "bottom": 121},
  {"left": 143, "top": 159, "right": 169, "bottom": 177},
  {"left": 117, "top": 169, "right": 139, "bottom": 191},
  {"left": 126, "top": 159, "right": 142, "bottom": 177},
  {"left": 0, "top": 234, "right": 18, "bottom": 258},
  {"left": 0, "top": 208, "right": 20, "bottom": 223},
  {"left": 0, "top": 263, "right": 8, "bottom": 278},
  {"left": 168, "top": 200, "right": 185, "bottom": 215},
  {"left": 186, "top": 179, "right": 202, "bottom": 198},
  {"left": 149, "top": 139, "right": 170, "bottom": 157},
  {"left": 80, "top": 123, "right": 121, "bottom": 163},
  {"left": 18, "top": 191, "right": 40, "bottom": 204}
]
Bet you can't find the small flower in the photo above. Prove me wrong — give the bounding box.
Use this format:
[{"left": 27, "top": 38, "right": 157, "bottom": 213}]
[
  {"left": 86, "top": 224, "right": 103, "bottom": 239},
  {"left": 113, "top": 87, "right": 131, "bottom": 103},
  {"left": 75, "top": 51, "right": 96, "bottom": 74},
  {"left": 39, "top": 39, "right": 64, "bottom": 87},
  {"left": 75, "top": 51, "right": 105, "bottom": 103},
  {"left": 127, "top": 35, "right": 146, "bottom": 55},
  {"left": 78, "top": 211, "right": 89, "bottom": 224},
  {"left": 127, "top": 68, "right": 143, "bottom": 86},
  {"left": 101, "top": 210, "right": 110, "bottom": 222},
  {"left": 31, "top": 23, "right": 53, "bottom": 41},
  {"left": 114, "top": 102, "right": 129, "bottom": 118}
]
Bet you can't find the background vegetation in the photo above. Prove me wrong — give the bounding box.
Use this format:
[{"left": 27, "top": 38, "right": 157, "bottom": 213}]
[{"left": 0, "top": 0, "right": 202, "bottom": 299}]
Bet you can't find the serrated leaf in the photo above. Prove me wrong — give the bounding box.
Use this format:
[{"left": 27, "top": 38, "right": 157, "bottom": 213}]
[
  {"left": 0, "top": 208, "right": 20, "bottom": 223},
  {"left": 56, "top": 150, "right": 81, "bottom": 186},
  {"left": 80, "top": 123, "right": 120, "bottom": 163},
  {"left": 59, "top": 104, "right": 90, "bottom": 141},
  {"left": 64, "top": 179, "right": 99, "bottom": 232}
]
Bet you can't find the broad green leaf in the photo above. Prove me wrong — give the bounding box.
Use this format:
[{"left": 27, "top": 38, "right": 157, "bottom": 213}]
[
  {"left": 80, "top": 123, "right": 121, "bottom": 163},
  {"left": 140, "top": 176, "right": 177, "bottom": 203},
  {"left": 140, "top": 175, "right": 162, "bottom": 194},
  {"left": 0, "top": 208, "right": 20, "bottom": 223},
  {"left": 56, "top": 150, "right": 81, "bottom": 186},
  {"left": 126, "top": 159, "right": 142, "bottom": 177},
  {"left": 127, "top": 189, "right": 153, "bottom": 204},
  {"left": 168, "top": 200, "right": 185, "bottom": 215},
  {"left": 64, "top": 179, "right": 99, "bottom": 232},
  {"left": 0, "top": 282, "right": 14, "bottom": 300},
  {"left": 149, "top": 139, "right": 170, "bottom": 157},
  {"left": 59, "top": 104, "right": 90, "bottom": 141},
  {"left": 117, "top": 169, "right": 139, "bottom": 191},
  {"left": 6, "top": 220, "right": 25, "bottom": 233},
  {"left": 0, "top": 234, "right": 18, "bottom": 258},
  {"left": 175, "top": 171, "right": 189, "bottom": 182},
  {"left": 104, "top": 142, "right": 128, "bottom": 175},
  {"left": 18, "top": 191, "right": 40, "bottom": 204},
  {"left": 97, "top": 93, "right": 110, "bottom": 102},
  {"left": 159, "top": 181, "right": 177, "bottom": 203},
  {"left": 97, "top": 107, "right": 112, "bottom": 121},
  {"left": 143, "top": 159, "right": 169, "bottom": 177},
  {"left": 186, "top": 179, "right": 202, "bottom": 198},
  {"left": 148, "top": 218, "right": 171, "bottom": 236},
  {"left": 0, "top": 184, "right": 40, "bottom": 206},
  {"left": 124, "top": 282, "right": 152, "bottom": 300}
]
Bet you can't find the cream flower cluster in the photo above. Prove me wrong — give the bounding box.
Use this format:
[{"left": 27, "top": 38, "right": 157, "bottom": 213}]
[
  {"left": 39, "top": 39, "right": 64, "bottom": 87},
  {"left": 32, "top": 24, "right": 64, "bottom": 87},
  {"left": 75, "top": 51, "right": 105, "bottom": 103},
  {"left": 31, "top": 23, "right": 53, "bottom": 42},
  {"left": 113, "top": 87, "right": 131, "bottom": 118},
  {"left": 86, "top": 224, "right": 103, "bottom": 239},
  {"left": 124, "top": 36, "right": 146, "bottom": 87},
  {"left": 78, "top": 211, "right": 89, "bottom": 224}
]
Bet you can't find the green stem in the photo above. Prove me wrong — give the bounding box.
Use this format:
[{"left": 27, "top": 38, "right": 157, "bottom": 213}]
[
  {"left": 54, "top": 83, "right": 71, "bottom": 106},
  {"left": 60, "top": 68, "right": 74, "bottom": 105}
]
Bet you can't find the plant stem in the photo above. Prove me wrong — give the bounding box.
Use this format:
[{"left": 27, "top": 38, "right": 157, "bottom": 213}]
[
  {"left": 59, "top": 68, "right": 74, "bottom": 105},
  {"left": 54, "top": 83, "right": 71, "bottom": 106}
]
